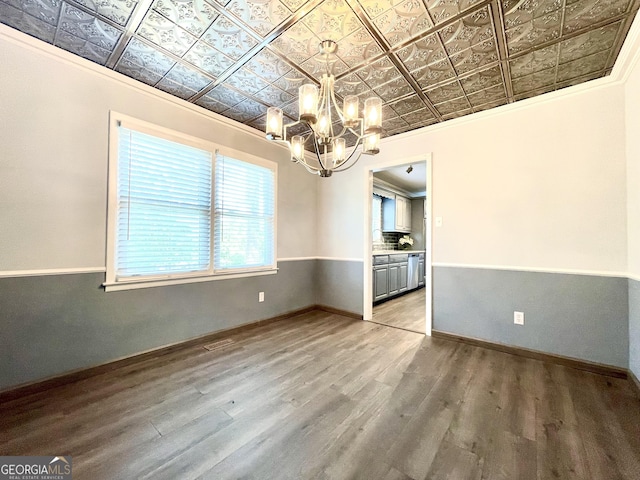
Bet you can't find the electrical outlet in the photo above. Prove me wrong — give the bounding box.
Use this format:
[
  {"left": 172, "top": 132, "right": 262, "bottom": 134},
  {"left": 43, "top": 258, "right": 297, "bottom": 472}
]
[
  {"left": 259, "top": 292, "right": 265, "bottom": 302},
  {"left": 514, "top": 311, "right": 524, "bottom": 325}
]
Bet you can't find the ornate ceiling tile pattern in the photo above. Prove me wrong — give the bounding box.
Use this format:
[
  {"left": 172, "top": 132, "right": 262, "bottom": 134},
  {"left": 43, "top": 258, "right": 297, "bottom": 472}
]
[
  {"left": 225, "top": 0, "right": 292, "bottom": 37},
  {"left": 371, "top": 0, "right": 433, "bottom": 47},
  {"left": 2, "top": 0, "right": 639, "bottom": 144},
  {"left": 200, "top": 15, "right": 259, "bottom": 59},
  {"left": 73, "top": 0, "right": 138, "bottom": 25},
  {"left": 303, "top": 0, "right": 363, "bottom": 41}
]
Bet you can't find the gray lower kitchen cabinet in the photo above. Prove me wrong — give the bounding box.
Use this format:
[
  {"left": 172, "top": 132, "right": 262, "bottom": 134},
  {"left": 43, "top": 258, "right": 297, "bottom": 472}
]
[
  {"left": 398, "top": 263, "right": 408, "bottom": 292},
  {"left": 388, "top": 264, "right": 400, "bottom": 295},
  {"left": 389, "top": 254, "right": 408, "bottom": 295},
  {"left": 374, "top": 253, "right": 412, "bottom": 303},
  {"left": 418, "top": 259, "right": 425, "bottom": 287},
  {"left": 373, "top": 265, "right": 389, "bottom": 302}
]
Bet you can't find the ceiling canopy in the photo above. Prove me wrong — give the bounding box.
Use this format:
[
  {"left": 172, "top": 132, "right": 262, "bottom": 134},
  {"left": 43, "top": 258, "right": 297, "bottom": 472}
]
[{"left": 2, "top": 0, "right": 638, "bottom": 142}]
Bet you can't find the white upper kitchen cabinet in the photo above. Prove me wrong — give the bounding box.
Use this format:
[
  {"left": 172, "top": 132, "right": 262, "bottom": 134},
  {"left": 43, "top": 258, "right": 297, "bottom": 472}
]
[{"left": 382, "top": 195, "right": 412, "bottom": 233}]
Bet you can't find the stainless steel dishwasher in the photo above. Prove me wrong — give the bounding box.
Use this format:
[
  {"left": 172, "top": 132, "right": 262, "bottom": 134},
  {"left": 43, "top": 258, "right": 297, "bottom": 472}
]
[{"left": 407, "top": 253, "right": 420, "bottom": 290}]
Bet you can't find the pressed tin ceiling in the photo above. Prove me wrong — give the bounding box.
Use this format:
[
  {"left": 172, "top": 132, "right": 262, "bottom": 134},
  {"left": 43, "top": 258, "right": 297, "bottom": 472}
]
[{"left": 1, "top": 0, "right": 639, "bottom": 143}]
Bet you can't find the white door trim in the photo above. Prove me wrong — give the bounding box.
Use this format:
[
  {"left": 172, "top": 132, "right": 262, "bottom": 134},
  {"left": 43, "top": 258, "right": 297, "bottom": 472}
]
[{"left": 362, "top": 153, "right": 433, "bottom": 335}]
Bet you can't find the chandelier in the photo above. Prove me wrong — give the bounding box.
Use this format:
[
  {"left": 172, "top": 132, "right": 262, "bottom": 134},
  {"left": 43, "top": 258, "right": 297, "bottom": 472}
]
[{"left": 265, "top": 40, "right": 382, "bottom": 177}]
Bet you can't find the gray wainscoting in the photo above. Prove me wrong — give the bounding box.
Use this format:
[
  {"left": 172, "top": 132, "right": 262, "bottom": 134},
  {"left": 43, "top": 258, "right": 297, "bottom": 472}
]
[
  {"left": 433, "top": 266, "right": 629, "bottom": 368},
  {"left": 630, "top": 278, "right": 640, "bottom": 379},
  {"left": 0, "top": 259, "right": 316, "bottom": 390},
  {"left": 316, "top": 259, "right": 364, "bottom": 316}
]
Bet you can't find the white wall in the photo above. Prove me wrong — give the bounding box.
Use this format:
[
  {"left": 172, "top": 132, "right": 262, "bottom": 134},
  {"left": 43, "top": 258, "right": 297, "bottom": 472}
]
[
  {"left": 2, "top": 24, "right": 629, "bottom": 277},
  {"left": 0, "top": 29, "right": 317, "bottom": 273},
  {"left": 626, "top": 55, "right": 640, "bottom": 279},
  {"left": 318, "top": 82, "right": 628, "bottom": 275},
  {"left": 1, "top": 22, "right": 637, "bottom": 377},
  {"left": 625, "top": 31, "right": 640, "bottom": 380},
  {"left": 0, "top": 28, "right": 320, "bottom": 389}
]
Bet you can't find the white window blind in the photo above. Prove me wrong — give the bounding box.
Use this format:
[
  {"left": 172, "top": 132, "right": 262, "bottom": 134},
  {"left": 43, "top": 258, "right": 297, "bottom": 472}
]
[
  {"left": 116, "top": 126, "right": 213, "bottom": 279},
  {"left": 214, "top": 152, "right": 275, "bottom": 272}
]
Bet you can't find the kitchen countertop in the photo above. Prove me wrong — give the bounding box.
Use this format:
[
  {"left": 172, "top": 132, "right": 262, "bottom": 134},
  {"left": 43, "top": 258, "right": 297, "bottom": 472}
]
[{"left": 373, "top": 250, "right": 425, "bottom": 255}]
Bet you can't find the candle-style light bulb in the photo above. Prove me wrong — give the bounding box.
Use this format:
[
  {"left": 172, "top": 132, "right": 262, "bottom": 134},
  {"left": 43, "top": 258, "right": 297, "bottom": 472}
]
[
  {"left": 332, "top": 138, "right": 346, "bottom": 165},
  {"left": 299, "top": 84, "right": 318, "bottom": 123},
  {"left": 291, "top": 135, "right": 305, "bottom": 162},
  {"left": 364, "top": 97, "right": 382, "bottom": 134},
  {"left": 317, "top": 104, "right": 331, "bottom": 142},
  {"left": 363, "top": 133, "right": 380, "bottom": 154},
  {"left": 265, "top": 107, "right": 283, "bottom": 140},
  {"left": 343, "top": 96, "right": 358, "bottom": 128}
]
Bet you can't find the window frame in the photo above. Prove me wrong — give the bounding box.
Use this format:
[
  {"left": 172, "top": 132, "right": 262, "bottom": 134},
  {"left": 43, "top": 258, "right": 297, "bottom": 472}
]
[
  {"left": 104, "top": 112, "right": 278, "bottom": 292},
  {"left": 212, "top": 149, "right": 278, "bottom": 276}
]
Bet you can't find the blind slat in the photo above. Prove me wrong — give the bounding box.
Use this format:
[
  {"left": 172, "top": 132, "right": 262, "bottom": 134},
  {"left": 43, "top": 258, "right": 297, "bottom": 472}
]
[
  {"left": 116, "top": 126, "right": 212, "bottom": 278},
  {"left": 214, "top": 154, "right": 275, "bottom": 271},
  {"left": 114, "top": 125, "right": 275, "bottom": 281}
]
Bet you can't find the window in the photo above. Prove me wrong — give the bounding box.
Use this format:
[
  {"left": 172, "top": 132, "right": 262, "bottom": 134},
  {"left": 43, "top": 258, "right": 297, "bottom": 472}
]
[
  {"left": 114, "top": 125, "right": 213, "bottom": 279},
  {"left": 105, "top": 113, "right": 277, "bottom": 291},
  {"left": 372, "top": 194, "right": 383, "bottom": 243},
  {"left": 214, "top": 152, "right": 275, "bottom": 272}
]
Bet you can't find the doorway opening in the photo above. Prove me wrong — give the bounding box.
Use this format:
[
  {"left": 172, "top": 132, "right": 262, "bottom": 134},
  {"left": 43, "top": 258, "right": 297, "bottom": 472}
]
[{"left": 362, "top": 154, "right": 433, "bottom": 335}]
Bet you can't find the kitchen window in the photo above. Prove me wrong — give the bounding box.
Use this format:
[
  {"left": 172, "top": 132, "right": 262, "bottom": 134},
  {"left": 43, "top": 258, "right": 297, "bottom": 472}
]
[
  {"left": 104, "top": 113, "right": 277, "bottom": 291},
  {"left": 372, "top": 194, "right": 383, "bottom": 243}
]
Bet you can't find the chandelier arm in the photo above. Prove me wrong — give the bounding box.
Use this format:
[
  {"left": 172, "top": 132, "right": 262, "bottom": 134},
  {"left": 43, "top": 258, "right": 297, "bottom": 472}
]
[
  {"left": 282, "top": 119, "right": 303, "bottom": 139},
  {"left": 275, "top": 124, "right": 321, "bottom": 174},
  {"left": 299, "top": 161, "right": 321, "bottom": 175},
  {"left": 334, "top": 136, "right": 362, "bottom": 170},
  {"left": 328, "top": 81, "right": 345, "bottom": 124},
  {"left": 317, "top": 76, "right": 328, "bottom": 130},
  {"left": 324, "top": 77, "right": 335, "bottom": 141},
  {"left": 283, "top": 120, "right": 313, "bottom": 142},
  {"left": 271, "top": 138, "right": 291, "bottom": 149},
  {"left": 295, "top": 137, "right": 322, "bottom": 174},
  {"left": 292, "top": 136, "right": 322, "bottom": 175},
  {"left": 331, "top": 124, "right": 349, "bottom": 140},
  {"left": 313, "top": 134, "right": 326, "bottom": 171},
  {"left": 347, "top": 122, "right": 372, "bottom": 140},
  {"left": 265, "top": 41, "right": 382, "bottom": 177},
  {"left": 332, "top": 151, "right": 363, "bottom": 173}
]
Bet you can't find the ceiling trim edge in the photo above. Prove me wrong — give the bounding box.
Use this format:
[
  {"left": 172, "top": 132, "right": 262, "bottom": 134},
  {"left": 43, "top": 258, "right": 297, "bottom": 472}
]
[
  {"left": 378, "top": 74, "right": 616, "bottom": 146},
  {"left": 2, "top": 8, "right": 640, "bottom": 151},
  {"left": 611, "top": 7, "right": 640, "bottom": 83},
  {"left": 0, "top": 24, "right": 274, "bottom": 148},
  {"left": 379, "top": 11, "right": 640, "bottom": 148}
]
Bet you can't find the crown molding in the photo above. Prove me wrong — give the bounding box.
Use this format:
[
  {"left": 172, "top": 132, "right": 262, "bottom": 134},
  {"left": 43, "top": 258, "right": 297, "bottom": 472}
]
[
  {"left": 0, "top": 24, "right": 276, "bottom": 148},
  {"left": 3, "top": 12, "right": 640, "bottom": 168},
  {"left": 381, "top": 12, "right": 640, "bottom": 147},
  {"left": 372, "top": 177, "right": 414, "bottom": 199},
  {"left": 381, "top": 75, "right": 614, "bottom": 147},
  {"left": 611, "top": 9, "right": 640, "bottom": 84}
]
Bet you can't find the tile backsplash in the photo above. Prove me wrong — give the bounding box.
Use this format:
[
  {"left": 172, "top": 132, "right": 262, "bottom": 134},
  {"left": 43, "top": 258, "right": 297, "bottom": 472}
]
[{"left": 373, "top": 232, "right": 401, "bottom": 251}]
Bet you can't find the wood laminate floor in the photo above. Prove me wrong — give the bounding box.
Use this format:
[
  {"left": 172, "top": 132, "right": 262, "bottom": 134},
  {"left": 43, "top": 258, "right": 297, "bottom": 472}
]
[
  {"left": 1, "top": 311, "right": 639, "bottom": 479},
  {"left": 373, "top": 288, "right": 426, "bottom": 333}
]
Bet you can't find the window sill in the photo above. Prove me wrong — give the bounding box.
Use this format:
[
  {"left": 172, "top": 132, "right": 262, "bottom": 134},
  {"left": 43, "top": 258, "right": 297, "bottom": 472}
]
[{"left": 103, "top": 268, "right": 278, "bottom": 292}]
